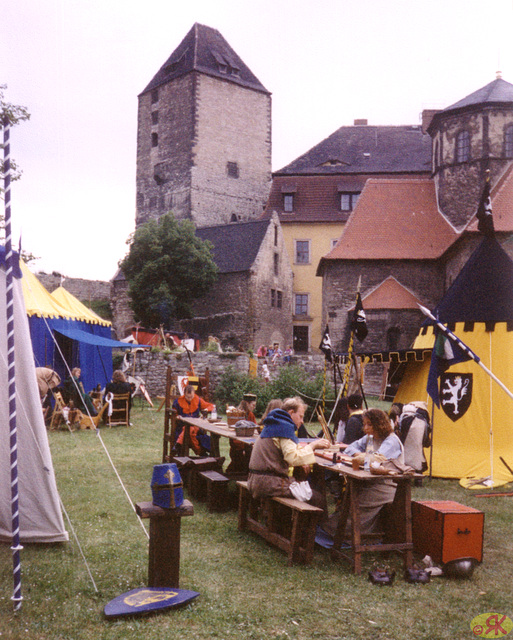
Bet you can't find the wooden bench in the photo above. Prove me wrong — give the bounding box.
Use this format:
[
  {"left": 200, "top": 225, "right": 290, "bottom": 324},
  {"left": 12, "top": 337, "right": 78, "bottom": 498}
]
[
  {"left": 237, "top": 480, "right": 323, "bottom": 565},
  {"left": 172, "top": 456, "right": 225, "bottom": 499},
  {"left": 199, "top": 470, "right": 230, "bottom": 512}
]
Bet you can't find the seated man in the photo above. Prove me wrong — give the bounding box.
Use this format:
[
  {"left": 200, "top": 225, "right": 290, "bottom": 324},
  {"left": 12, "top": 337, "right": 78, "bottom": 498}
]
[
  {"left": 247, "top": 396, "right": 330, "bottom": 500},
  {"left": 173, "top": 384, "right": 214, "bottom": 455}
]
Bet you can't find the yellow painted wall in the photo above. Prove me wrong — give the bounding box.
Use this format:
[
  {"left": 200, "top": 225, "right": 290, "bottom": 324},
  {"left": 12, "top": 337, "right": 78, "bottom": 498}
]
[{"left": 281, "top": 222, "right": 345, "bottom": 352}]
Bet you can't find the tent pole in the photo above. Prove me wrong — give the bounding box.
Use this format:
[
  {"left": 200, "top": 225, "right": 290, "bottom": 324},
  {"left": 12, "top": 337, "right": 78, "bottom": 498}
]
[
  {"left": 3, "top": 117, "right": 23, "bottom": 611},
  {"left": 429, "top": 397, "right": 435, "bottom": 481},
  {"left": 419, "top": 304, "right": 513, "bottom": 402}
]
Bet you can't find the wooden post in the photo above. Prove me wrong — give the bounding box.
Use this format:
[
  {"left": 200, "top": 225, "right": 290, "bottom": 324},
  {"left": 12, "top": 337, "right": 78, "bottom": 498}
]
[{"left": 135, "top": 500, "right": 194, "bottom": 588}]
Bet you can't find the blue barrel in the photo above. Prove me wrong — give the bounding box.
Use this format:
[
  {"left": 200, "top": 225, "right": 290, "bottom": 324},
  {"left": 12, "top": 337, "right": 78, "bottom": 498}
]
[{"left": 151, "top": 464, "right": 184, "bottom": 509}]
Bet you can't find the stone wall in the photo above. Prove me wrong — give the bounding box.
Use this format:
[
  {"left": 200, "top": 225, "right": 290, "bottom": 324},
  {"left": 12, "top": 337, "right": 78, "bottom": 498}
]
[
  {"left": 37, "top": 272, "right": 110, "bottom": 300},
  {"left": 322, "top": 260, "right": 444, "bottom": 353},
  {"left": 432, "top": 107, "right": 513, "bottom": 227},
  {"left": 136, "top": 71, "right": 272, "bottom": 229},
  {"left": 129, "top": 350, "right": 324, "bottom": 396},
  {"left": 128, "top": 350, "right": 385, "bottom": 398}
]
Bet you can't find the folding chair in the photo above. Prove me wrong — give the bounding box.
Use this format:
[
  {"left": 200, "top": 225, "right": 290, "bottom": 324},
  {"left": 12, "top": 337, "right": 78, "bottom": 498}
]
[
  {"left": 105, "top": 392, "right": 131, "bottom": 427},
  {"left": 49, "top": 391, "right": 70, "bottom": 430}
]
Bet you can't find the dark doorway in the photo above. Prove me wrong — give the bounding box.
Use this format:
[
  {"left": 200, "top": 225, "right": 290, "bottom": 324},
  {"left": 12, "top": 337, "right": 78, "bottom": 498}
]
[{"left": 293, "top": 326, "right": 309, "bottom": 353}]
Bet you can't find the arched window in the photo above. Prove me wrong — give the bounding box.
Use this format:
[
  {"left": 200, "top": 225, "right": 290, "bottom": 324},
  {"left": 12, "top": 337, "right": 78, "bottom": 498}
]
[
  {"left": 505, "top": 124, "right": 513, "bottom": 158},
  {"left": 456, "top": 130, "right": 470, "bottom": 163}
]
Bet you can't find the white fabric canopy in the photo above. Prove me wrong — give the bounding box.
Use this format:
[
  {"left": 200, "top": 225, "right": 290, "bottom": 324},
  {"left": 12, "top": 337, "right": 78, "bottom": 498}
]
[{"left": 0, "top": 265, "right": 68, "bottom": 543}]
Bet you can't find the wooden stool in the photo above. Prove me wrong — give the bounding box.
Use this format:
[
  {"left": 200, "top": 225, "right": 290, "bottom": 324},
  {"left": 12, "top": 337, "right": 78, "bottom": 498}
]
[
  {"left": 135, "top": 500, "right": 194, "bottom": 588},
  {"left": 199, "top": 470, "right": 229, "bottom": 512},
  {"left": 187, "top": 457, "right": 225, "bottom": 500}
]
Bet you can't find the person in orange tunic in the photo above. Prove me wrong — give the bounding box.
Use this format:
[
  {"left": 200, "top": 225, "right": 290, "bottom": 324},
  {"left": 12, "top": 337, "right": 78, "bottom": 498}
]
[{"left": 174, "top": 384, "right": 214, "bottom": 455}]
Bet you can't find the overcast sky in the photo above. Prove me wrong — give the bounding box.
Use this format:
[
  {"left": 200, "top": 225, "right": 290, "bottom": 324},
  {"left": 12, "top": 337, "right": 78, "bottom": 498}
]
[{"left": 2, "top": 0, "right": 512, "bottom": 281}]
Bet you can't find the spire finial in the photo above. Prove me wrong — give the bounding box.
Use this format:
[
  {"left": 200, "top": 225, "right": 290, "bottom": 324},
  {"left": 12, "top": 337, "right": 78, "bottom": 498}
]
[{"left": 496, "top": 70, "right": 502, "bottom": 79}]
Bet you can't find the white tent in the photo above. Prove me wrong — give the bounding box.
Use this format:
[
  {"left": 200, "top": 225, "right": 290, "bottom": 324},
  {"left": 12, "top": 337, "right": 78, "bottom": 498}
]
[{"left": 0, "top": 253, "right": 68, "bottom": 542}]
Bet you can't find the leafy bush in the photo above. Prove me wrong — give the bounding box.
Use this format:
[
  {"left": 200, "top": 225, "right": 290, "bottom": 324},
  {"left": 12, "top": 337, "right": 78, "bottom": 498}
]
[{"left": 213, "top": 365, "right": 333, "bottom": 417}]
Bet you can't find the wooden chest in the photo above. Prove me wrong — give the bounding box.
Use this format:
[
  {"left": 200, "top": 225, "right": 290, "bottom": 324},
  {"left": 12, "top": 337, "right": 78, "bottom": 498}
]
[{"left": 412, "top": 500, "right": 484, "bottom": 564}]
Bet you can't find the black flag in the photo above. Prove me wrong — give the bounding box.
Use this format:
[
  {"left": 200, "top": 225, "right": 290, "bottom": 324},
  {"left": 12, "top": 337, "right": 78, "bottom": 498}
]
[
  {"left": 351, "top": 292, "right": 368, "bottom": 342},
  {"left": 319, "top": 325, "right": 333, "bottom": 362},
  {"left": 476, "top": 179, "right": 494, "bottom": 237}
]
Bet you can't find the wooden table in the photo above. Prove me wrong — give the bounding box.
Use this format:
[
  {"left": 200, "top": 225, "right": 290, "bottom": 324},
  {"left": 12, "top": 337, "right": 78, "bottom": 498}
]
[
  {"left": 176, "top": 416, "right": 257, "bottom": 458},
  {"left": 315, "top": 455, "right": 415, "bottom": 574}
]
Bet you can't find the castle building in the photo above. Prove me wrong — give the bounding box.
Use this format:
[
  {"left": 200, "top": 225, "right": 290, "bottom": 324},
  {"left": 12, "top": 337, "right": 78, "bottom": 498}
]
[
  {"left": 317, "top": 76, "right": 513, "bottom": 394},
  {"left": 136, "top": 23, "right": 272, "bottom": 229},
  {"left": 263, "top": 123, "right": 431, "bottom": 352}
]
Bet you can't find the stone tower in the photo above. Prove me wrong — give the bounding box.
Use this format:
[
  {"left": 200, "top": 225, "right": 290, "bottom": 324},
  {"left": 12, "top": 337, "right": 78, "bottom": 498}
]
[
  {"left": 428, "top": 76, "right": 513, "bottom": 228},
  {"left": 136, "top": 23, "right": 272, "bottom": 229}
]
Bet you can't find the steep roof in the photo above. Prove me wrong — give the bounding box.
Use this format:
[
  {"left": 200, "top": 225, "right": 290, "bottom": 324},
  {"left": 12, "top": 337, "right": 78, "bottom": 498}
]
[
  {"left": 275, "top": 125, "right": 431, "bottom": 176},
  {"left": 359, "top": 276, "right": 424, "bottom": 310},
  {"left": 428, "top": 237, "right": 513, "bottom": 325},
  {"left": 263, "top": 174, "right": 367, "bottom": 223},
  {"left": 141, "top": 23, "right": 269, "bottom": 96},
  {"left": 442, "top": 77, "right": 513, "bottom": 113},
  {"left": 318, "top": 178, "right": 459, "bottom": 268},
  {"left": 428, "top": 77, "right": 513, "bottom": 134},
  {"left": 196, "top": 219, "right": 270, "bottom": 273}
]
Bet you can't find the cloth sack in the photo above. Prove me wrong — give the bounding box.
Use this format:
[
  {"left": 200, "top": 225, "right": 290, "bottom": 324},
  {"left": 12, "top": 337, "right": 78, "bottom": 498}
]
[{"left": 289, "top": 480, "right": 313, "bottom": 502}]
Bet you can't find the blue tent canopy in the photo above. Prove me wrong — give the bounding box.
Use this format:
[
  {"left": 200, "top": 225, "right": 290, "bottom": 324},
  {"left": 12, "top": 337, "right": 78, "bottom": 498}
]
[{"left": 54, "top": 327, "right": 134, "bottom": 349}]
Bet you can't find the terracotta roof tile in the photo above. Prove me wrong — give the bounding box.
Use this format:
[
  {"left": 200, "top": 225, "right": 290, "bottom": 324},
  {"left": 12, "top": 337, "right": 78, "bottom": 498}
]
[
  {"left": 358, "top": 276, "right": 424, "bottom": 309},
  {"left": 263, "top": 173, "right": 422, "bottom": 223},
  {"left": 323, "top": 178, "right": 459, "bottom": 261}
]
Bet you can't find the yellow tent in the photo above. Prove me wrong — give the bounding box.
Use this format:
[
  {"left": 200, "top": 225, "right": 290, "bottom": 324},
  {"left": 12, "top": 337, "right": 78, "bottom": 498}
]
[
  {"left": 51, "top": 286, "right": 110, "bottom": 326},
  {"left": 395, "top": 238, "right": 513, "bottom": 489},
  {"left": 20, "top": 261, "right": 75, "bottom": 320}
]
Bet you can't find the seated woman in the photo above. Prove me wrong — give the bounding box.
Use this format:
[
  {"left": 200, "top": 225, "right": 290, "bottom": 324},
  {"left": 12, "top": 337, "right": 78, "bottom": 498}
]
[
  {"left": 226, "top": 393, "right": 258, "bottom": 474},
  {"left": 103, "top": 369, "right": 133, "bottom": 422},
  {"left": 247, "top": 396, "right": 330, "bottom": 500},
  {"left": 63, "top": 367, "right": 97, "bottom": 416},
  {"left": 342, "top": 408, "right": 404, "bottom": 534}
]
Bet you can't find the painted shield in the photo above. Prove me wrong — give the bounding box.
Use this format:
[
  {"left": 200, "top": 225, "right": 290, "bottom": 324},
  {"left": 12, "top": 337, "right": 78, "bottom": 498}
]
[
  {"left": 439, "top": 372, "right": 473, "bottom": 422},
  {"left": 104, "top": 587, "right": 199, "bottom": 618}
]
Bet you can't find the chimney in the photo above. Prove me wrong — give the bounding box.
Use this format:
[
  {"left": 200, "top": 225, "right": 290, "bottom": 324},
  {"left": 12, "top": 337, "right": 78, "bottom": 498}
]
[
  {"left": 421, "top": 109, "right": 439, "bottom": 134},
  {"left": 354, "top": 119, "right": 368, "bottom": 126}
]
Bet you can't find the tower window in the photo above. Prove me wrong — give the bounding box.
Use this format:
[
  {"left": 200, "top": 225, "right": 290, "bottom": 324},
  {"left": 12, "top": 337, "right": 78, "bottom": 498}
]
[
  {"left": 273, "top": 253, "right": 279, "bottom": 276},
  {"left": 151, "top": 111, "right": 159, "bottom": 125},
  {"left": 274, "top": 224, "right": 278, "bottom": 246},
  {"left": 151, "top": 89, "right": 159, "bottom": 104},
  {"left": 151, "top": 132, "right": 159, "bottom": 147},
  {"left": 227, "top": 162, "right": 239, "bottom": 178},
  {"left": 456, "top": 130, "right": 470, "bottom": 163},
  {"left": 505, "top": 125, "right": 513, "bottom": 158}
]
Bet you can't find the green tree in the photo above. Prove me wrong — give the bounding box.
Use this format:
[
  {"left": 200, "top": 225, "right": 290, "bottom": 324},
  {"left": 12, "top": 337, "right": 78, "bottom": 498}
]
[
  {"left": 120, "top": 213, "right": 219, "bottom": 326},
  {"left": 1, "top": 84, "right": 30, "bottom": 183}
]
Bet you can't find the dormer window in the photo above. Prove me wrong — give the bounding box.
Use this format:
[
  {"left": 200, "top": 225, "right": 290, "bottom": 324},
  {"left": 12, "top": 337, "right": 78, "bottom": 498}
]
[
  {"left": 505, "top": 124, "right": 513, "bottom": 158},
  {"left": 340, "top": 192, "right": 360, "bottom": 211},
  {"left": 456, "top": 130, "right": 470, "bottom": 163},
  {"left": 283, "top": 194, "right": 294, "bottom": 212}
]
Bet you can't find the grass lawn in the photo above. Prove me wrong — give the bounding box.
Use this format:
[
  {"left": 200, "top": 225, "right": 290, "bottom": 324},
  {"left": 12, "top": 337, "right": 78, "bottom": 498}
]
[{"left": 1, "top": 400, "right": 512, "bottom": 640}]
